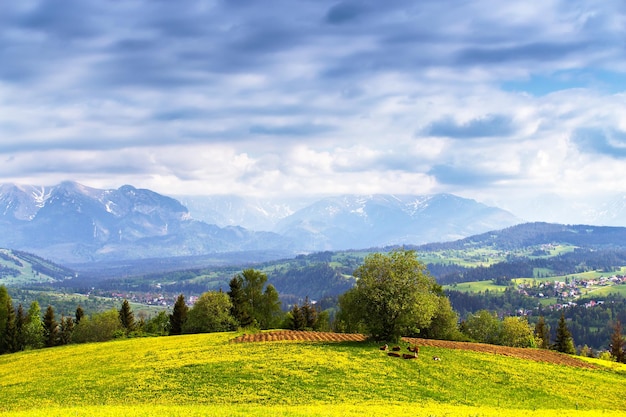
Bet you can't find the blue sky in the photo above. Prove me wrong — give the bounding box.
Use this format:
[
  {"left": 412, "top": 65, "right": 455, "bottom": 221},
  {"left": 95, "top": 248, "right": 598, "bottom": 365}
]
[{"left": 1, "top": 1, "right": 626, "bottom": 223}]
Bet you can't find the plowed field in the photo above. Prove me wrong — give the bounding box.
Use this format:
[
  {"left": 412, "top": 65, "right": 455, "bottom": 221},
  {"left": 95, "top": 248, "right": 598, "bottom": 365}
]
[{"left": 232, "top": 330, "right": 596, "bottom": 369}]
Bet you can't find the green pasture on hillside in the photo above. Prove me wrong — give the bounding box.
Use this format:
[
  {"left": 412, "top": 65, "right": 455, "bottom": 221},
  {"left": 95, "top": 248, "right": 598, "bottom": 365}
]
[
  {"left": 0, "top": 332, "right": 625, "bottom": 416},
  {"left": 443, "top": 280, "right": 508, "bottom": 293}
]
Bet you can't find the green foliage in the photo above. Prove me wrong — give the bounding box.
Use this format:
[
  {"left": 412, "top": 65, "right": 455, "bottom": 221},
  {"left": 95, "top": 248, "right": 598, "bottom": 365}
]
[
  {"left": 461, "top": 310, "right": 501, "bottom": 344},
  {"left": 143, "top": 311, "right": 169, "bottom": 336},
  {"left": 75, "top": 306, "right": 84, "bottom": 325},
  {"left": 58, "top": 316, "right": 74, "bottom": 345},
  {"left": 534, "top": 316, "right": 550, "bottom": 349},
  {"left": 340, "top": 249, "right": 439, "bottom": 341},
  {"left": 230, "top": 269, "right": 283, "bottom": 330},
  {"left": 22, "top": 301, "right": 44, "bottom": 349},
  {"left": 118, "top": 300, "right": 135, "bottom": 333},
  {"left": 499, "top": 317, "right": 536, "bottom": 348},
  {"left": 610, "top": 320, "right": 625, "bottom": 363},
  {"left": 288, "top": 297, "right": 322, "bottom": 331},
  {"left": 420, "top": 296, "right": 460, "bottom": 340},
  {"left": 2, "top": 299, "right": 16, "bottom": 354},
  {"left": 169, "top": 294, "right": 188, "bottom": 336},
  {"left": 227, "top": 276, "right": 253, "bottom": 327},
  {"left": 43, "top": 305, "right": 58, "bottom": 347},
  {"left": 14, "top": 304, "right": 25, "bottom": 352},
  {"left": 182, "top": 291, "right": 236, "bottom": 334},
  {"left": 553, "top": 312, "right": 576, "bottom": 354},
  {"left": 72, "top": 309, "right": 122, "bottom": 344},
  {"left": 0, "top": 286, "right": 9, "bottom": 350}
]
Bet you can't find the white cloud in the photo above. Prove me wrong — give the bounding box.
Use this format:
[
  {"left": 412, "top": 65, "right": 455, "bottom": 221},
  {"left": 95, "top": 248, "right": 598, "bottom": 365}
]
[{"left": 1, "top": 0, "right": 626, "bottom": 223}]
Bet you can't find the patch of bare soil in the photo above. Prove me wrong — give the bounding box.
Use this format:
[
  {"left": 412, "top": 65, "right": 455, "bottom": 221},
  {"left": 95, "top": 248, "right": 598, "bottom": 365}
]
[
  {"left": 402, "top": 337, "right": 597, "bottom": 369},
  {"left": 232, "top": 330, "right": 596, "bottom": 369},
  {"left": 231, "top": 330, "right": 367, "bottom": 343}
]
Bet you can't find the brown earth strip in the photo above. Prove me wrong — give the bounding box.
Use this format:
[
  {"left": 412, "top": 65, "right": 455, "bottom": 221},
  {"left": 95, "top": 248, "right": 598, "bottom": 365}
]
[
  {"left": 232, "top": 330, "right": 596, "bottom": 369},
  {"left": 402, "top": 337, "right": 597, "bottom": 369}
]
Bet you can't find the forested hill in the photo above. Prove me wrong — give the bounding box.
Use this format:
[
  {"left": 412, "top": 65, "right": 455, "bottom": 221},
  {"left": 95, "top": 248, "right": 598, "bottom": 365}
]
[{"left": 416, "top": 222, "right": 626, "bottom": 251}]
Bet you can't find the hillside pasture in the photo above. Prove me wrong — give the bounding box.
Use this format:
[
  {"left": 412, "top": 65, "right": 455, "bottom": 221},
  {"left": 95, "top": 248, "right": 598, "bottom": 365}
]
[{"left": 0, "top": 331, "right": 625, "bottom": 416}]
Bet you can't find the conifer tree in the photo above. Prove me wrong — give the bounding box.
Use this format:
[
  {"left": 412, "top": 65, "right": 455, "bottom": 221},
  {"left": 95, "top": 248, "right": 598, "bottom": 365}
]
[
  {"left": 43, "top": 305, "right": 59, "bottom": 347},
  {"left": 610, "top": 320, "right": 625, "bottom": 363},
  {"left": 228, "top": 276, "right": 253, "bottom": 328},
  {"left": 2, "top": 300, "right": 16, "bottom": 354},
  {"left": 289, "top": 304, "right": 306, "bottom": 330},
  {"left": 0, "top": 286, "right": 9, "bottom": 349},
  {"left": 75, "top": 305, "right": 84, "bottom": 325},
  {"left": 23, "top": 301, "right": 44, "bottom": 349},
  {"left": 300, "top": 297, "right": 318, "bottom": 330},
  {"left": 553, "top": 311, "right": 575, "bottom": 354},
  {"left": 534, "top": 316, "right": 550, "bottom": 349},
  {"left": 15, "top": 304, "right": 25, "bottom": 352},
  {"left": 119, "top": 299, "right": 135, "bottom": 333},
  {"left": 169, "top": 294, "right": 188, "bottom": 336},
  {"left": 58, "top": 316, "right": 74, "bottom": 345}
]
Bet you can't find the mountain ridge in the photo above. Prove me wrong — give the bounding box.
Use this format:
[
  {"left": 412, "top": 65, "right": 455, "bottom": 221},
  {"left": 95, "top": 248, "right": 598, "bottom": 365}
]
[{"left": 0, "top": 181, "right": 521, "bottom": 263}]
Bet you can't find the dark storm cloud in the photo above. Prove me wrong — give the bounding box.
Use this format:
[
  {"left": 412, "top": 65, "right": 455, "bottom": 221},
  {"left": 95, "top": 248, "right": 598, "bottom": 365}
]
[{"left": 425, "top": 115, "right": 516, "bottom": 139}]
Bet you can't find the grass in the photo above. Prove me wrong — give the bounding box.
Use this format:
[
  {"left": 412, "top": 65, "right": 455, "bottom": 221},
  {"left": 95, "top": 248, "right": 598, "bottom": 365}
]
[
  {"left": 0, "top": 332, "right": 625, "bottom": 416},
  {"left": 444, "top": 281, "right": 508, "bottom": 293}
]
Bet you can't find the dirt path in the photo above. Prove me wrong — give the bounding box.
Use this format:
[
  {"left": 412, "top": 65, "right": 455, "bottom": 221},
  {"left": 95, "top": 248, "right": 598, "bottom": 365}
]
[{"left": 232, "top": 330, "right": 596, "bottom": 369}]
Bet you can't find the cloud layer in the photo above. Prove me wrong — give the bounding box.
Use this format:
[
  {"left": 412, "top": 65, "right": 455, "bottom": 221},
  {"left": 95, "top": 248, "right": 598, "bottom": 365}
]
[{"left": 1, "top": 0, "right": 626, "bottom": 222}]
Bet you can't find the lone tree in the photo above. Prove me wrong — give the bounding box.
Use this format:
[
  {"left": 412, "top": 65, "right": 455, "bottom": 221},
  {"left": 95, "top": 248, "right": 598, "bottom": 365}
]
[
  {"left": 338, "top": 249, "right": 439, "bottom": 341},
  {"left": 553, "top": 311, "right": 576, "bottom": 354},
  {"left": 169, "top": 294, "right": 188, "bottom": 336},
  {"left": 610, "top": 320, "right": 625, "bottom": 363}
]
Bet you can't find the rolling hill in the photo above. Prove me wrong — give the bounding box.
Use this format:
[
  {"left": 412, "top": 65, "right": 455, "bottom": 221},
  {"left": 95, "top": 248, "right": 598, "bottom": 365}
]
[{"left": 0, "top": 331, "right": 624, "bottom": 416}]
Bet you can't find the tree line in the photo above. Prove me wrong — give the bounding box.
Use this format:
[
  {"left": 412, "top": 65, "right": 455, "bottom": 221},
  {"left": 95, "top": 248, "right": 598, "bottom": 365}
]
[{"left": 0, "top": 249, "right": 596, "bottom": 361}]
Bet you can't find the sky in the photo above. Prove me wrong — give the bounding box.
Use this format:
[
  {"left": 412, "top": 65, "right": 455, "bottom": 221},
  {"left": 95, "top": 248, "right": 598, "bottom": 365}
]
[{"left": 1, "top": 0, "right": 626, "bottom": 224}]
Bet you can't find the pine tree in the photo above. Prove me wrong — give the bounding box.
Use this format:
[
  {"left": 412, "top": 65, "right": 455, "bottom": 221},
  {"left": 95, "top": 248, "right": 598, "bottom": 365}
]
[
  {"left": 15, "top": 304, "right": 25, "bottom": 352},
  {"left": 300, "top": 297, "right": 319, "bottom": 330},
  {"left": 289, "top": 304, "right": 306, "bottom": 330},
  {"left": 75, "top": 305, "right": 84, "bottom": 325},
  {"left": 23, "top": 301, "right": 44, "bottom": 349},
  {"left": 2, "top": 300, "right": 16, "bottom": 354},
  {"left": 228, "top": 276, "right": 253, "bottom": 328},
  {"left": 58, "top": 316, "right": 74, "bottom": 345},
  {"left": 169, "top": 294, "right": 188, "bottom": 336},
  {"left": 0, "top": 286, "right": 9, "bottom": 351},
  {"left": 534, "top": 316, "right": 550, "bottom": 349},
  {"left": 43, "top": 305, "right": 58, "bottom": 347},
  {"left": 119, "top": 299, "right": 135, "bottom": 333},
  {"left": 553, "top": 311, "right": 576, "bottom": 354},
  {"left": 610, "top": 320, "right": 625, "bottom": 363}
]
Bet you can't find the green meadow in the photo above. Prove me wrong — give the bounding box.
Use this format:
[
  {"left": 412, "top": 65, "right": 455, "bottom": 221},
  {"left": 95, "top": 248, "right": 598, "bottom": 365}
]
[{"left": 0, "top": 332, "right": 625, "bottom": 416}]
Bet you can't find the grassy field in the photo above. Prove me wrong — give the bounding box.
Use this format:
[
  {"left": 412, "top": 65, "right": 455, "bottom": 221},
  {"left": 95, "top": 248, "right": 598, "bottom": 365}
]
[{"left": 0, "top": 332, "right": 625, "bottom": 416}]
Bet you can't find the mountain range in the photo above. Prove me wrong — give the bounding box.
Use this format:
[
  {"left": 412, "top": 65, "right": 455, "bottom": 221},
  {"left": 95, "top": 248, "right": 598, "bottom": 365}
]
[{"left": 0, "top": 181, "right": 521, "bottom": 264}]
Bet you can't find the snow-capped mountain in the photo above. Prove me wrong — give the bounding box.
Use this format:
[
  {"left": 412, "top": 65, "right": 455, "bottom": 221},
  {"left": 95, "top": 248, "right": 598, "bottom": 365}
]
[
  {"left": 273, "top": 194, "right": 521, "bottom": 251},
  {"left": 0, "top": 181, "right": 523, "bottom": 263},
  {"left": 0, "top": 181, "right": 291, "bottom": 263},
  {"left": 176, "top": 194, "right": 311, "bottom": 231}
]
